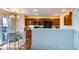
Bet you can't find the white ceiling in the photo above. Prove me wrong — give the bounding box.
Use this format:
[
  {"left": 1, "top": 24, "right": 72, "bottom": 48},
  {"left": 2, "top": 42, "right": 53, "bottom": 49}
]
[
  {"left": 1, "top": 8, "right": 72, "bottom": 16},
  {"left": 23, "top": 8, "right": 72, "bottom": 16}
]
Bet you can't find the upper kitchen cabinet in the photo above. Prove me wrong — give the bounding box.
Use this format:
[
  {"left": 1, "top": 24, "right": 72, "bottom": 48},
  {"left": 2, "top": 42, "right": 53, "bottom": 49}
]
[
  {"left": 64, "top": 12, "right": 72, "bottom": 25},
  {"left": 25, "top": 18, "right": 35, "bottom": 25},
  {"left": 52, "top": 18, "right": 60, "bottom": 28}
]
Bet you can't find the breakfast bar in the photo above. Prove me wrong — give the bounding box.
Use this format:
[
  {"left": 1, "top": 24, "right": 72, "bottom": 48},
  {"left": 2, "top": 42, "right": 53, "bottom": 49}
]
[{"left": 32, "top": 29, "right": 74, "bottom": 50}]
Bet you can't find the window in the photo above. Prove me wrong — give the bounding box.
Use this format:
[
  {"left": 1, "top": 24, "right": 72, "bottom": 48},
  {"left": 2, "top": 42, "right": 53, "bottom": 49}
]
[{"left": 2, "top": 18, "right": 8, "bottom": 41}]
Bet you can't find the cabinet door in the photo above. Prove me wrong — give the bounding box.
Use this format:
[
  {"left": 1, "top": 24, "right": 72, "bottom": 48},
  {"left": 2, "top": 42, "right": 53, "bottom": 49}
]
[
  {"left": 64, "top": 12, "right": 72, "bottom": 25},
  {"left": 52, "top": 18, "right": 60, "bottom": 28},
  {"left": 24, "top": 30, "right": 32, "bottom": 49}
]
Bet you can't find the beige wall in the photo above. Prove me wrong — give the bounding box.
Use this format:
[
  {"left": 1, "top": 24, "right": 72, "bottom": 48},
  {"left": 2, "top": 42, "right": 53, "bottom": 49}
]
[
  {"left": 16, "top": 15, "right": 25, "bottom": 39},
  {"left": 8, "top": 17, "right": 16, "bottom": 33},
  {"left": 8, "top": 15, "right": 25, "bottom": 39}
]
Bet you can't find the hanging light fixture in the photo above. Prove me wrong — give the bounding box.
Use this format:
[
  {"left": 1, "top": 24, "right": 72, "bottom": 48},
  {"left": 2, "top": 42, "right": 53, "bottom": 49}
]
[
  {"left": 16, "top": 15, "right": 20, "bottom": 19},
  {"left": 9, "top": 15, "right": 16, "bottom": 19}
]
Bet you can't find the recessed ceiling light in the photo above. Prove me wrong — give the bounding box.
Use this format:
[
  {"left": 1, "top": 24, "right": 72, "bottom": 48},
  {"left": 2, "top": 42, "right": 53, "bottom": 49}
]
[
  {"left": 54, "top": 14, "right": 59, "bottom": 16},
  {"left": 33, "top": 9, "right": 38, "bottom": 12},
  {"left": 35, "top": 13, "right": 39, "bottom": 16},
  {"left": 62, "top": 9, "right": 66, "bottom": 12}
]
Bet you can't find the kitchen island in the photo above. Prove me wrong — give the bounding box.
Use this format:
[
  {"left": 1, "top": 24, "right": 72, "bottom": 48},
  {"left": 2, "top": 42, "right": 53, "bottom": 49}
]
[{"left": 32, "top": 29, "right": 74, "bottom": 50}]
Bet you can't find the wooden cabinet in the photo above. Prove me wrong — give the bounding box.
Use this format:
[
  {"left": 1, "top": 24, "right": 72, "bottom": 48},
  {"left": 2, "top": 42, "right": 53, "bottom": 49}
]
[
  {"left": 64, "top": 12, "right": 72, "bottom": 25},
  {"left": 24, "top": 29, "right": 32, "bottom": 50},
  {"left": 25, "top": 17, "right": 60, "bottom": 28},
  {"left": 52, "top": 18, "right": 60, "bottom": 28},
  {"left": 25, "top": 18, "right": 34, "bottom": 25}
]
